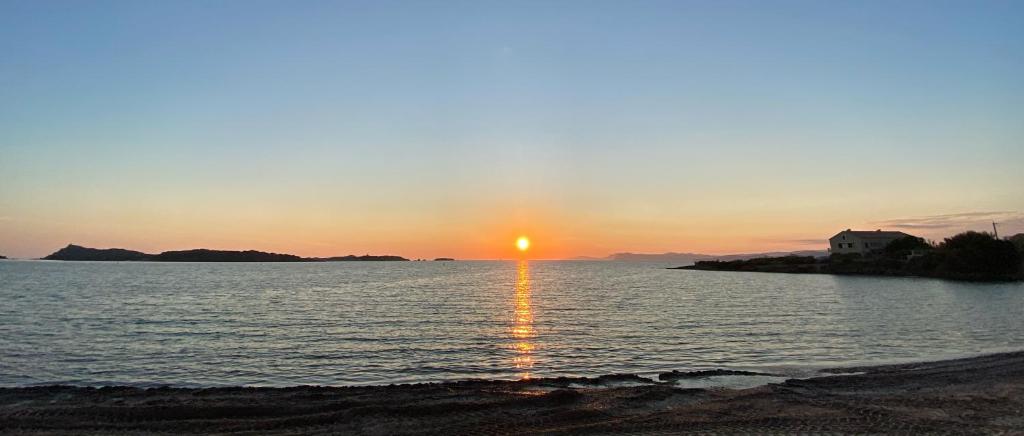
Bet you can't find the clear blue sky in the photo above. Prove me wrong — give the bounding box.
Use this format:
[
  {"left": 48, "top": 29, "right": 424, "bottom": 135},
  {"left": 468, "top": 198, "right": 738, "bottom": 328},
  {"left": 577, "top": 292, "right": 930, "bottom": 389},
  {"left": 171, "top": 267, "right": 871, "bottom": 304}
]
[{"left": 1, "top": 0, "right": 1022, "bottom": 258}]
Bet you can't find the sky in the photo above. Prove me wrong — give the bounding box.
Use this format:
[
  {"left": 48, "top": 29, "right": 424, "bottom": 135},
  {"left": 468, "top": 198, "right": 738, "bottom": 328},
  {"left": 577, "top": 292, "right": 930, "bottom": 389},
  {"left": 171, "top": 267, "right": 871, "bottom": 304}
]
[{"left": 1, "top": 0, "right": 1023, "bottom": 259}]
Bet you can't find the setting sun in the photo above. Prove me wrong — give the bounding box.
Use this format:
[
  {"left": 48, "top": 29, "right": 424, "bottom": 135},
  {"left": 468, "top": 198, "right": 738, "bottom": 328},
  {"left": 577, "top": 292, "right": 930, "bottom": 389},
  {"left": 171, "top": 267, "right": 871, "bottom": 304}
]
[{"left": 516, "top": 236, "right": 530, "bottom": 252}]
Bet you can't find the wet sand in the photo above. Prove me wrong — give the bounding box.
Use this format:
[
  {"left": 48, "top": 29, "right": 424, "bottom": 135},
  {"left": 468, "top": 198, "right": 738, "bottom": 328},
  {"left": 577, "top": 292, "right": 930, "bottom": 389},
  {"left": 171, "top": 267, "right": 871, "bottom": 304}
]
[{"left": 2, "top": 351, "right": 1022, "bottom": 434}]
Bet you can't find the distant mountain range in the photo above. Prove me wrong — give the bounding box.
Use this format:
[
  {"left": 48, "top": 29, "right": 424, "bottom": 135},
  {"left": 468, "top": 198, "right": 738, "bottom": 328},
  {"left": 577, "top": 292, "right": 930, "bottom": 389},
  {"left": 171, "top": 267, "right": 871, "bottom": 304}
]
[
  {"left": 42, "top": 244, "right": 408, "bottom": 262},
  {"left": 572, "top": 250, "right": 828, "bottom": 265}
]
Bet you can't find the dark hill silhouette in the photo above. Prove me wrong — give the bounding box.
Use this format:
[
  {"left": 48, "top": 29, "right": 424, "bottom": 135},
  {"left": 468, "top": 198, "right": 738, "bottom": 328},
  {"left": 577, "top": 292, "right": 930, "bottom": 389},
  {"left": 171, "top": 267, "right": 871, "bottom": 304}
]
[
  {"left": 41, "top": 244, "right": 408, "bottom": 262},
  {"left": 44, "top": 244, "right": 153, "bottom": 261},
  {"left": 154, "top": 249, "right": 304, "bottom": 262}
]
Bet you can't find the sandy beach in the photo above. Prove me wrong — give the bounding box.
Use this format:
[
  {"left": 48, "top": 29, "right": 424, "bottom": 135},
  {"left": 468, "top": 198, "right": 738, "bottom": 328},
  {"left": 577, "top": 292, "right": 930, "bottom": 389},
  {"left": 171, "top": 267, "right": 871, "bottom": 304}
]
[{"left": 1, "top": 351, "right": 1022, "bottom": 434}]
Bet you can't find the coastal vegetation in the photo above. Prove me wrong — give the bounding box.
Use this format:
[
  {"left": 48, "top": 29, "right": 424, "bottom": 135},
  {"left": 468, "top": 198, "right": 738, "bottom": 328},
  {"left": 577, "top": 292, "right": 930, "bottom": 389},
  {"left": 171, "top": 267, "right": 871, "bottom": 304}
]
[
  {"left": 676, "top": 231, "right": 1024, "bottom": 282},
  {"left": 1011, "top": 233, "right": 1024, "bottom": 254},
  {"left": 42, "top": 244, "right": 408, "bottom": 262}
]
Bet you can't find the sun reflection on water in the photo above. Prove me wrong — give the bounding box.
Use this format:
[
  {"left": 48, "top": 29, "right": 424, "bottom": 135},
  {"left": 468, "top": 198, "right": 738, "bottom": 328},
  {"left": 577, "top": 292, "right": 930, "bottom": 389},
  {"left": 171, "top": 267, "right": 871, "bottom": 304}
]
[{"left": 511, "top": 260, "right": 535, "bottom": 379}]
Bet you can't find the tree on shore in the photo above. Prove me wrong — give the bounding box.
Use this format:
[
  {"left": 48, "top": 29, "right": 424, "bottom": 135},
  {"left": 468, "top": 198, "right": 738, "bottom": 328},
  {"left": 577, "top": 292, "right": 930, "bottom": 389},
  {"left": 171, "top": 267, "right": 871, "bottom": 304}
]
[
  {"left": 924, "top": 231, "right": 1022, "bottom": 279},
  {"left": 1009, "top": 233, "right": 1024, "bottom": 255},
  {"left": 884, "top": 235, "right": 932, "bottom": 257}
]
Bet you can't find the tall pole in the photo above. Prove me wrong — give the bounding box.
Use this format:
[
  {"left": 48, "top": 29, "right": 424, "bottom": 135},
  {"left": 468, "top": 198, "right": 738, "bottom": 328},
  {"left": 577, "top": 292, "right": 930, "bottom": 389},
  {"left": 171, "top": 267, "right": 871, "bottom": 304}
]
[{"left": 993, "top": 222, "right": 999, "bottom": 239}]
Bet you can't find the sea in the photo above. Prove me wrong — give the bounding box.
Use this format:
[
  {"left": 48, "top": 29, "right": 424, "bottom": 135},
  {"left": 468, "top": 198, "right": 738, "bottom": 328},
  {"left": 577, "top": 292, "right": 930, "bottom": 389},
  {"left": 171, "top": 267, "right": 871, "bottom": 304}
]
[{"left": 1, "top": 260, "right": 1022, "bottom": 387}]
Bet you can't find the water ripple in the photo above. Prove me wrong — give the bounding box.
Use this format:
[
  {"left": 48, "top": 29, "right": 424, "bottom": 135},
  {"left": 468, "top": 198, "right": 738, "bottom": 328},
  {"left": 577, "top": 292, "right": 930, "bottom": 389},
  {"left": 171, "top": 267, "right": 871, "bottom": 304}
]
[{"left": 0, "top": 260, "right": 1022, "bottom": 386}]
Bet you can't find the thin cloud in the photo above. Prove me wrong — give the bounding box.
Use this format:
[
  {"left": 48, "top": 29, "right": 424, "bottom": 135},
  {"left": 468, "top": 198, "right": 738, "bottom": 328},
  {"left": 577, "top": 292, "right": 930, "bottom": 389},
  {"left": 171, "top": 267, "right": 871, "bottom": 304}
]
[
  {"left": 871, "top": 211, "right": 1024, "bottom": 231},
  {"left": 784, "top": 238, "right": 828, "bottom": 245},
  {"left": 883, "top": 223, "right": 961, "bottom": 229}
]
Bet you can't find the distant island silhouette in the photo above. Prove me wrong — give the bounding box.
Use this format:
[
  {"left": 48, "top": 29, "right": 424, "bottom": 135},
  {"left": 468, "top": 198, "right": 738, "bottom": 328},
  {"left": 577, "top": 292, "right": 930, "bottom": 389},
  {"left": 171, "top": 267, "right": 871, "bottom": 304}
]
[
  {"left": 433, "top": 257, "right": 455, "bottom": 261},
  {"left": 573, "top": 250, "right": 827, "bottom": 264},
  {"left": 42, "top": 244, "right": 408, "bottom": 262},
  {"left": 312, "top": 255, "right": 409, "bottom": 262}
]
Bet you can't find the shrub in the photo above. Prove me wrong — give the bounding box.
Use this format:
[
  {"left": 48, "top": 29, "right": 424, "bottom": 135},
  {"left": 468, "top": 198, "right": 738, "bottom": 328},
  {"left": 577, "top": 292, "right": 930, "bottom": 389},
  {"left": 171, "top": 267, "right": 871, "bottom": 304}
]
[
  {"left": 932, "top": 231, "right": 1022, "bottom": 279},
  {"left": 829, "top": 253, "right": 862, "bottom": 263},
  {"left": 1009, "top": 233, "right": 1024, "bottom": 255},
  {"left": 884, "top": 235, "right": 932, "bottom": 257}
]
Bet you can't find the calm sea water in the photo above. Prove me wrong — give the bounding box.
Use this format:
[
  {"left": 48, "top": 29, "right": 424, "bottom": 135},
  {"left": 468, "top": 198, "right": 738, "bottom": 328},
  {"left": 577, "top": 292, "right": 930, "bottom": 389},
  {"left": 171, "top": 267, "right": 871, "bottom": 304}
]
[{"left": 1, "top": 260, "right": 1022, "bottom": 387}]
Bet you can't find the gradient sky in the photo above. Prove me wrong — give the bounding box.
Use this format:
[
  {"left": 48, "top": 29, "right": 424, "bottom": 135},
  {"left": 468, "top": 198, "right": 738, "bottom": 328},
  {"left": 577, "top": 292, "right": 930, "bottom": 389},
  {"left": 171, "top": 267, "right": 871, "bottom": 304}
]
[{"left": 2, "top": 0, "right": 1023, "bottom": 259}]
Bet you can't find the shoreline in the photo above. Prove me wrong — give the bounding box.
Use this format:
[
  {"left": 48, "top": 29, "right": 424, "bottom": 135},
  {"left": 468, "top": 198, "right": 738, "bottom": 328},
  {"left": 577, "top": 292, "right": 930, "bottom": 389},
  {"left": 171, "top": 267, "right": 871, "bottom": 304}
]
[
  {"left": 672, "top": 263, "right": 1024, "bottom": 283},
  {"left": 3, "top": 352, "right": 1023, "bottom": 434}
]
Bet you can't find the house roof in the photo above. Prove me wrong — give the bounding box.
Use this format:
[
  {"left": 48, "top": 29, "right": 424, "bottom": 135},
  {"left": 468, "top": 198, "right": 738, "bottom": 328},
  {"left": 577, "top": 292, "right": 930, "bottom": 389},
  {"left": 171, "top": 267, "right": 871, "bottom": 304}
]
[{"left": 831, "top": 230, "right": 910, "bottom": 239}]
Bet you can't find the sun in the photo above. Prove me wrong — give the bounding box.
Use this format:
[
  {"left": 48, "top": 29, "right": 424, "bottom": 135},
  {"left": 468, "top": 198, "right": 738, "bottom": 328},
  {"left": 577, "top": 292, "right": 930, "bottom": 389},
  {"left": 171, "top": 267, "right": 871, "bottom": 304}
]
[{"left": 516, "top": 236, "right": 530, "bottom": 252}]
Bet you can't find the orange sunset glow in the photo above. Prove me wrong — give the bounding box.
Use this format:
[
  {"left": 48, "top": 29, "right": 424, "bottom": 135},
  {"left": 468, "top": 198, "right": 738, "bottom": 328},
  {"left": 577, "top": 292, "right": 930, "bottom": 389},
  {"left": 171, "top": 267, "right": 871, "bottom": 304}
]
[
  {"left": 2, "top": 3, "right": 1024, "bottom": 433},
  {"left": 0, "top": 0, "right": 1020, "bottom": 264}
]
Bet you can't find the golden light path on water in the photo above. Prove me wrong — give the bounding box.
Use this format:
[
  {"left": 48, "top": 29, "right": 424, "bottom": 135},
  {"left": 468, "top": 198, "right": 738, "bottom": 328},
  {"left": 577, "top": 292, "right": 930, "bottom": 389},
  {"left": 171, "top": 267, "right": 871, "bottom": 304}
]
[{"left": 511, "top": 260, "right": 535, "bottom": 379}]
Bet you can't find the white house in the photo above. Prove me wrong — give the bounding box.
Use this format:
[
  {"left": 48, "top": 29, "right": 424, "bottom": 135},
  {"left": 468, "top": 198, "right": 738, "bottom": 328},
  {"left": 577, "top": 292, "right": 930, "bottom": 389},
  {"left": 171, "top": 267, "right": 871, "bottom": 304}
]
[{"left": 829, "top": 229, "right": 912, "bottom": 255}]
